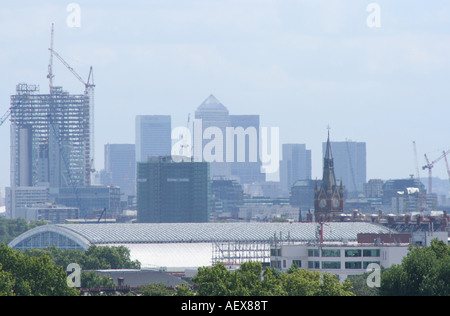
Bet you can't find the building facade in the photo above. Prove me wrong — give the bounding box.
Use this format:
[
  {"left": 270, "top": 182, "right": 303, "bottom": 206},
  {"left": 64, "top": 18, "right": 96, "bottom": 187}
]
[
  {"left": 137, "top": 156, "right": 210, "bottom": 223},
  {"left": 229, "top": 115, "right": 265, "bottom": 184},
  {"left": 104, "top": 143, "right": 136, "bottom": 196},
  {"left": 194, "top": 95, "right": 231, "bottom": 179},
  {"left": 322, "top": 140, "right": 366, "bottom": 194},
  {"left": 135, "top": 115, "right": 171, "bottom": 162},
  {"left": 280, "top": 144, "right": 312, "bottom": 195},
  {"left": 270, "top": 239, "right": 409, "bottom": 281}
]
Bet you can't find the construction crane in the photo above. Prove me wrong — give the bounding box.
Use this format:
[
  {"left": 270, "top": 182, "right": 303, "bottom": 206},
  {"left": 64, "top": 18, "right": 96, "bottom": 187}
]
[
  {"left": 50, "top": 48, "right": 95, "bottom": 94},
  {"left": 345, "top": 139, "right": 358, "bottom": 193},
  {"left": 443, "top": 151, "right": 450, "bottom": 183},
  {"left": 422, "top": 149, "right": 450, "bottom": 194},
  {"left": 412, "top": 141, "right": 421, "bottom": 181},
  {"left": 48, "top": 40, "right": 96, "bottom": 176}
]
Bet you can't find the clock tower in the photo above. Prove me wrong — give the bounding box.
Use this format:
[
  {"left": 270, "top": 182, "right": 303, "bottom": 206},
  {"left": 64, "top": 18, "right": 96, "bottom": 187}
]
[{"left": 314, "top": 130, "right": 344, "bottom": 222}]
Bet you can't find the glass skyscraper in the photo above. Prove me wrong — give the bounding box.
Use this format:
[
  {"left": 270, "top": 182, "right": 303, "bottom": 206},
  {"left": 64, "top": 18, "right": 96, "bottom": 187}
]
[
  {"left": 135, "top": 115, "right": 171, "bottom": 163},
  {"left": 136, "top": 157, "right": 210, "bottom": 223},
  {"left": 104, "top": 144, "right": 136, "bottom": 196}
]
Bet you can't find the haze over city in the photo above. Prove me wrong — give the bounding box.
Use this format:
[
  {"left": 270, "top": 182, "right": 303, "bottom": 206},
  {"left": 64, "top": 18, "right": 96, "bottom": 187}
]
[{"left": 1, "top": 0, "right": 450, "bottom": 192}]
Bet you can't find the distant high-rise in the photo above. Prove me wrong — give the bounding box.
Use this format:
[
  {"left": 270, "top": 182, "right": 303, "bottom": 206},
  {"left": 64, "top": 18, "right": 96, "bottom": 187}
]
[
  {"left": 10, "top": 83, "right": 92, "bottom": 189},
  {"left": 104, "top": 144, "right": 136, "bottom": 196},
  {"left": 135, "top": 115, "right": 171, "bottom": 162},
  {"left": 322, "top": 140, "right": 366, "bottom": 193},
  {"left": 194, "top": 95, "right": 231, "bottom": 179},
  {"left": 229, "top": 115, "right": 264, "bottom": 184},
  {"left": 280, "top": 144, "right": 312, "bottom": 195},
  {"left": 137, "top": 157, "right": 210, "bottom": 223}
]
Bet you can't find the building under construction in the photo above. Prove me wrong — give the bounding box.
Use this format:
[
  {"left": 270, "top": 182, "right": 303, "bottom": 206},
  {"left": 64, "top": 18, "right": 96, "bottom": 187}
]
[
  {"left": 10, "top": 83, "right": 92, "bottom": 189},
  {"left": 5, "top": 24, "right": 96, "bottom": 219}
]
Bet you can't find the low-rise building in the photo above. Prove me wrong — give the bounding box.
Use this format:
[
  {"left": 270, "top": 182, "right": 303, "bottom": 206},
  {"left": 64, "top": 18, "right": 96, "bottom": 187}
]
[{"left": 270, "top": 233, "right": 412, "bottom": 281}]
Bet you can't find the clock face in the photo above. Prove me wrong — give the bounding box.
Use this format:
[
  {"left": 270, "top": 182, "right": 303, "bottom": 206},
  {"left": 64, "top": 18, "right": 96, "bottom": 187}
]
[
  {"left": 332, "top": 199, "right": 340, "bottom": 208},
  {"left": 319, "top": 199, "right": 327, "bottom": 208}
]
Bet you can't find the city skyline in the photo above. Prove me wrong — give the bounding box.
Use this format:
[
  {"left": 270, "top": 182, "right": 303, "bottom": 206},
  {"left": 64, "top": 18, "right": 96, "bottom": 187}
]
[{"left": 1, "top": 1, "right": 450, "bottom": 192}]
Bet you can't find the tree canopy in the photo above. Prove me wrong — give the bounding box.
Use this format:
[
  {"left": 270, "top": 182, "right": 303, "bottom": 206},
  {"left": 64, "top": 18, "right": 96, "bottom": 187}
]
[
  {"left": 379, "top": 239, "right": 450, "bottom": 296},
  {"left": 191, "top": 262, "right": 355, "bottom": 296},
  {"left": 0, "top": 244, "right": 79, "bottom": 296}
]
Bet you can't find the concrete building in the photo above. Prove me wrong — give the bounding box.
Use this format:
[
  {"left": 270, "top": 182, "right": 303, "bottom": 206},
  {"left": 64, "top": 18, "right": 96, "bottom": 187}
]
[
  {"left": 270, "top": 233, "right": 411, "bottom": 281},
  {"left": 5, "top": 186, "right": 50, "bottom": 219},
  {"left": 50, "top": 185, "right": 121, "bottom": 219},
  {"left": 15, "top": 202, "right": 79, "bottom": 223}
]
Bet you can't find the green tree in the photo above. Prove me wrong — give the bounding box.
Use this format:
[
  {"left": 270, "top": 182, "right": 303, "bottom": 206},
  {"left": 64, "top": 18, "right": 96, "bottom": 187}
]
[
  {"left": 192, "top": 263, "right": 233, "bottom": 296},
  {"left": 192, "top": 262, "right": 355, "bottom": 296},
  {"left": 137, "top": 282, "right": 175, "bottom": 296},
  {"left": 81, "top": 271, "right": 115, "bottom": 289},
  {"left": 0, "top": 218, "right": 46, "bottom": 245},
  {"left": 380, "top": 239, "right": 450, "bottom": 296},
  {"left": 0, "top": 244, "right": 79, "bottom": 296},
  {"left": 0, "top": 264, "right": 15, "bottom": 296}
]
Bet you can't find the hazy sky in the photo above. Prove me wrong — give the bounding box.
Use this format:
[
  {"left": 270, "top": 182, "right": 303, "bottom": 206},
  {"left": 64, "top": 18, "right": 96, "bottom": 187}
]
[{"left": 1, "top": 0, "right": 450, "bottom": 191}]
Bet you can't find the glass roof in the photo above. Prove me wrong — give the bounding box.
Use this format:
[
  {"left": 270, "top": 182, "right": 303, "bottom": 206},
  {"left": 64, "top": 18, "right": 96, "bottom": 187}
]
[{"left": 57, "top": 222, "right": 395, "bottom": 244}]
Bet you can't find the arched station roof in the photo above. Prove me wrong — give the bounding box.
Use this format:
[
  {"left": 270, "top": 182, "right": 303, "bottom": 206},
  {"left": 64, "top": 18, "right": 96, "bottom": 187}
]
[{"left": 9, "top": 222, "right": 395, "bottom": 250}]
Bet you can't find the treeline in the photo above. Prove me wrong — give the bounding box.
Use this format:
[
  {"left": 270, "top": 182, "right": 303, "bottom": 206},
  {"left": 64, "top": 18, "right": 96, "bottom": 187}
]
[
  {"left": 0, "top": 217, "right": 46, "bottom": 245},
  {"left": 1, "top": 236, "right": 449, "bottom": 296},
  {"left": 0, "top": 244, "right": 141, "bottom": 295}
]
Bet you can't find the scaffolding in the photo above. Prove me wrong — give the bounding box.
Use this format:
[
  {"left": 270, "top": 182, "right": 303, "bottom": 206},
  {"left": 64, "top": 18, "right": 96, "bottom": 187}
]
[
  {"left": 212, "top": 240, "right": 272, "bottom": 266},
  {"left": 10, "top": 83, "right": 91, "bottom": 189}
]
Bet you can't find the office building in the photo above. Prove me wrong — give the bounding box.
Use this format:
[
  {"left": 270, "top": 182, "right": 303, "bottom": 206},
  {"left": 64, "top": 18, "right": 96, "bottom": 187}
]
[
  {"left": 135, "top": 115, "right": 171, "bottom": 162},
  {"left": 15, "top": 202, "right": 79, "bottom": 223},
  {"left": 290, "top": 179, "right": 319, "bottom": 212},
  {"left": 229, "top": 115, "right": 265, "bottom": 184},
  {"left": 50, "top": 186, "right": 121, "bottom": 219},
  {"left": 280, "top": 144, "right": 312, "bottom": 195},
  {"left": 210, "top": 179, "right": 244, "bottom": 219},
  {"left": 270, "top": 233, "right": 410, "bottom": 281},
  {"left": 194, "top": 95, "right": 231, "bottom": 179},
  {"left": 104, "top": 144, "right": 136, "bottom": 196},
  {"left": 137, "top": 156, "right": 210, "bottom": 223}
]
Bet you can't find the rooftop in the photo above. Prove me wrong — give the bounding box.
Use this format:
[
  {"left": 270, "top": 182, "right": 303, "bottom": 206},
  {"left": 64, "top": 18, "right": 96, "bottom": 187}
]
[{"left": 10, "top": 222, "right": 396, "bottom": 247}]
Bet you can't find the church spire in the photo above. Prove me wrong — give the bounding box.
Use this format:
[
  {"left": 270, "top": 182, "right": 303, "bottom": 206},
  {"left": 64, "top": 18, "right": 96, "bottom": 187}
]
[{"left": 322, "top": 128, "right": 336, "bottom": 191}]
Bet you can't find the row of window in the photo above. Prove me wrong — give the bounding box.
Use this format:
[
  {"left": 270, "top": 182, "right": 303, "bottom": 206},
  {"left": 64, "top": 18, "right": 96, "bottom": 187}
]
[
  {"left": 308, "top": 249, "right": 380, "bottom": 258},
  {"left": 271, "top": 259, "right": 380, "bottom": 270},
  {"left": 308, "top": 261, "right": 380, "bottom": 270}
]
